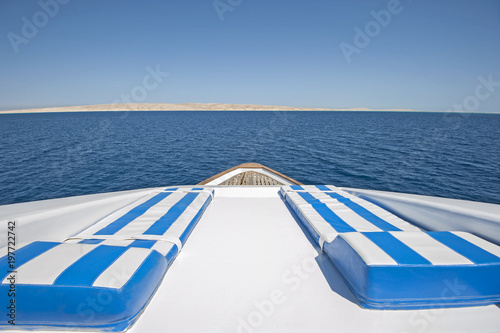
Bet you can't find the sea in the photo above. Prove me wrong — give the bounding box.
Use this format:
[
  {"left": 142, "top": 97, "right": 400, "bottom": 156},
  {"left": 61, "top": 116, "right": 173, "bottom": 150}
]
[{"left": 0, "top": 111, "right": 498, "bottom": 205}]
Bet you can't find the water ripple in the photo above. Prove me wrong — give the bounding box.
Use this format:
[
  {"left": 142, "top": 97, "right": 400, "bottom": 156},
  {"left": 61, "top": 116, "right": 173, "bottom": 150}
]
[{"left": 0, "top": 111, "right": 499, "bottom": 205}]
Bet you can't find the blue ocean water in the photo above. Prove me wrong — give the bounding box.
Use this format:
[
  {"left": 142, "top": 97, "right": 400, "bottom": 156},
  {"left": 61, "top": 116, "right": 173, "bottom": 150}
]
[{"left": 0, "top": 111, "right": 498, "bottom": 205}]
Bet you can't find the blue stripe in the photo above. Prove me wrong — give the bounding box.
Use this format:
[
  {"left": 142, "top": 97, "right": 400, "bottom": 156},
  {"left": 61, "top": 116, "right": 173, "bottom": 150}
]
[
  {"left": 95, "top": 192, "right": 172, "bottom": 235},
  {"left": 54, "top": 246, "right": 128, "bottom": 287},
  {"left": 192, "top": 188, "right": 204, "bottom": 191},
  {"left": 363, "top": 232, "right": 431, "bottom": 265},
  {"left": 164, "top": 188, "right": 179, "bottom": 191},
  {"left": 315, "top": 185, "right": 331, "bottom": 191},
  {"left": 0, "top": 242, "right": 59, "bottom": 281},
  {"left": 78, "top": 239, "right": 104, "bottom": 244},
  {"left": 178, "top": 194, "right": 212, "bottom": 244},
  {"left": 325, "top": 192, "right": 401, "bottom": 231},
  {"left": 129, "top": 240, "right": 156, "bottom": 249},
  {"left": 312, "top": 204, "right": 357, "bottom": 232},
  {"left": 290, "top": 185, "right": 304, "bottom": 191},
  {"left": 144, "top": 192, "right": 200, "bottom": 235},
  {"left": 297, "top": 192, "right": 324, "bottom": 205},
  {"left": 429, "top": 232, "right": 500, "bottom": 264},
  {"left": 297, "top": 192, "right": 356, "bottom": 233}
]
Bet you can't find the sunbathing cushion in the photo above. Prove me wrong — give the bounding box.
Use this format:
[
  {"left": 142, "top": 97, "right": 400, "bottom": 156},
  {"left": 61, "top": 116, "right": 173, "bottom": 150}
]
[
  {"left": 325, "top": 231, "right": 500, "bottom": 309},
  {"left": 76, "top": 188, "right": 214, "bottom": 248},
  {"left": 0, "top": 241, "right": 168, "bottom": 330},
  {"left": 0, "top": 187, "right": 213, "bottom": 330},
  {"left": 282, "top": 187, "right": 420, "bottom": 247}
]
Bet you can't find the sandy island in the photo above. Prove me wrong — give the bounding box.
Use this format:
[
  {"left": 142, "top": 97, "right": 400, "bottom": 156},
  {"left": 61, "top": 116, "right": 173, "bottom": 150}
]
[{"left": 0, "top": 103, "right": 416, "bottom": 114}]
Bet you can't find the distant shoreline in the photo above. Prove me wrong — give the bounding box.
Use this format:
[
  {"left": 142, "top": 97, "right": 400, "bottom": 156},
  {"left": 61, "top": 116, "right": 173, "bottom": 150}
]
[
  {"left": 0, "top": 103, "right": 494, "bottom": 114},
  {"left": 0, "top": 103, "right": 416, "bottom": 113}
]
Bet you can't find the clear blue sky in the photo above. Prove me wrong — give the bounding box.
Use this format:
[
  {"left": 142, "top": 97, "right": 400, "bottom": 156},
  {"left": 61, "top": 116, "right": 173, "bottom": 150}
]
[{"left": 1, "top": 0, "right": 499, "bottom": 111}]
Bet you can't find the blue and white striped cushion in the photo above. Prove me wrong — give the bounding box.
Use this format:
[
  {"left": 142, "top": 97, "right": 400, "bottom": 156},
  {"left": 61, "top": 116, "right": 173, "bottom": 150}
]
[
  {"left": 0, "top": 241, "right": 167, "bottom": 330},
  {"left": 0, "top": 188, "right": 213, "bottom": 330},
  {"left": 325, "top": 231, "right": 500, "bottom": 309},
  {"left": 73, "top": 188, "right": 214, "bottom": 249},
  {"left": 282, "top": 186, "right": 419, "bottom": 247},
  {"left": 283, "top": 186, "right": 500, "bottom": 309}
]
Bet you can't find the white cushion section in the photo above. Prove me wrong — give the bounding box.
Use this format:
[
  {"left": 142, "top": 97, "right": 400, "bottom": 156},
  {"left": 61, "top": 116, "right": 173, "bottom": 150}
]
[
  {"left": 288, "top": 192, "right": 321, "bottom": 209},
  {"left": 374, "top": 213, "right": 420, "bottom": 231},
  {"left": 152, "top": 241, "right": 177, "bottom": 256},
  {"left": 6, "top": 244, "right": 97, "bottom": 285},
  {"left": 161, "top": 193, "right": 210, "bottom": 242},
  {"left": 93, "top": 248, "right": 151, "bottom": 289},
  {"left": 287, "top": 192, "right": 338, "bottom": 243},
  {"left": 341, "top": 233, "right": 398, "bottom": 266},
  {"left": 323, "top": 185, "right": 339, "bottom": 191},
  {"left": 114, "top": 193, "right": 186, "bottom": 236},
  {"left": 100, "top": 239, "right": 135, "bottom": 246},
  {"left": 279, "top": 187, "right": 290, "bottom": 198},
  {"left": 297, "top": 205, "right": 338, "bottom": 243},
  {"left": 390, "top": 232, "right": 474, "bottom": 265},
  {"left": 308, "top": 192, "right": 338, "bottom": 203},
  {"left": 453, "top": 232, "right": 500, "bottom": 258},
  {"left": 287, "top": 191, "right": 307, "bottom": 205},
  {"left": 279, "top": 186, "right": 293, "bottom": 193}
]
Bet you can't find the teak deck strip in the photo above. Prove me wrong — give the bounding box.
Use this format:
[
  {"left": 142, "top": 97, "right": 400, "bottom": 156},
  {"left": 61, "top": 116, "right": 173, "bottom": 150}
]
[
  {"left": 220, "top": 170, "right": 283, "bottom": 186},
  {"left": 198, "top": 163, "right": 302, "bottom": 186}
]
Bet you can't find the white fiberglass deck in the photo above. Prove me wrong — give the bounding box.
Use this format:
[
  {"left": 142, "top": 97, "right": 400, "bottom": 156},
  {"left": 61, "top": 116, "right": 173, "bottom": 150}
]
[
  {"left": 130, "top": 187, "right": 500, "bottom": 333},
  {"left": 2, "top": 186, "right": 500, "bottom": 333}
]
